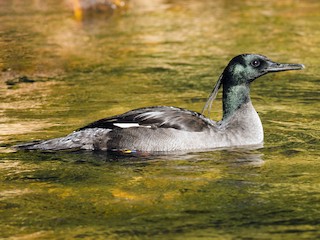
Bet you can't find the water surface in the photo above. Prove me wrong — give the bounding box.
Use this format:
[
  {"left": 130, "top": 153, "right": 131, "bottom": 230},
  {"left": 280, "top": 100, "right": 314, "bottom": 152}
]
[{"left": 0, "top": 0, "right": 319, "bottom": 239}]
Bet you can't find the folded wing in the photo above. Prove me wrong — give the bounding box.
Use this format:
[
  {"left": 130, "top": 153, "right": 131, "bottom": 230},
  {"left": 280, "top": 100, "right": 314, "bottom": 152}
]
[{"left": 78, "top": 106, "right": 215, "bottom": 132}]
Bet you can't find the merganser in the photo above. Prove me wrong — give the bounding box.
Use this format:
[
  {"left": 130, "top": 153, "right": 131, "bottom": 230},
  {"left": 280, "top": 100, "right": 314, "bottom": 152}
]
[{"left": 16, "top": 54, "right": 304, "bottom": 152}]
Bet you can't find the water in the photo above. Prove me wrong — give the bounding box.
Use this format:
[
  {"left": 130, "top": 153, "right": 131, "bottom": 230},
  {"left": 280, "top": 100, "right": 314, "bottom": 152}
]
[{"left": 1, "top": 0, "right": 319, "bottom": 239}]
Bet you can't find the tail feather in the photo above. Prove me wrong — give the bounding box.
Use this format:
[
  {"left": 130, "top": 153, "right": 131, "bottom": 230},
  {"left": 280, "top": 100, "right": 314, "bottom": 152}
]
[{"left": 15, "top": 128, "right": 111, "bottom": 151}]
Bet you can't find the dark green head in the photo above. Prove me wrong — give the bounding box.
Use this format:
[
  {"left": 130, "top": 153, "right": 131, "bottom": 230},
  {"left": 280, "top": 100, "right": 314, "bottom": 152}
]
[
  {"left": 202, "top": 54, "right": 305, "bottom": 119},
  {"left": 222, "top": 54, "right": 304, "bottom": 86}
]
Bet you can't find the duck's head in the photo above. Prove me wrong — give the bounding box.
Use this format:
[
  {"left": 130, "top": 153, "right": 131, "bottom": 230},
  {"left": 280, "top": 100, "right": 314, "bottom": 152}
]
[
  {"left": 202, "top": 54, "right": 305, "bottom": 117},
  {"left": 223, "top": 54, "right": 305, "bottom": 85}
]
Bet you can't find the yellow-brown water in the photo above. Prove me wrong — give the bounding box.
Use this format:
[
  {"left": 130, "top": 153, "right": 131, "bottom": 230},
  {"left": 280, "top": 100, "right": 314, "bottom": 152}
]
[{"left": 0, "top": 0, "right": 319, "bottom": 239}]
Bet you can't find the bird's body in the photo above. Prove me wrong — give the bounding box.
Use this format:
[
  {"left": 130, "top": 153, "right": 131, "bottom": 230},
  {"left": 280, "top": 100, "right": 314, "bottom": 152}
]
[{"left": 16, "top": 54, "right": 304, "bottom": 152}]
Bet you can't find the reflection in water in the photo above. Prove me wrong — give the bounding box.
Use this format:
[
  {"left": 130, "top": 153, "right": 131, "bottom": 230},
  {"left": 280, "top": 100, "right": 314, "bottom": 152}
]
[{"left": 78, "top": 144, "right": 264, "bottom": 166}]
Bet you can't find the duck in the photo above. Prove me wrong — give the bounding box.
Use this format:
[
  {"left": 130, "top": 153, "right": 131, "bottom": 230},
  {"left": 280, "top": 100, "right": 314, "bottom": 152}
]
[{"left": 16, "top": 54, "right": 304, "bottom": 152}]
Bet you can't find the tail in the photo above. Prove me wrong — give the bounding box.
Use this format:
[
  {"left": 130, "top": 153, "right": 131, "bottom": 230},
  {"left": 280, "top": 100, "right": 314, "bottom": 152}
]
[{"left": 15, "top": 128, "right": 111, "bottom": 151}]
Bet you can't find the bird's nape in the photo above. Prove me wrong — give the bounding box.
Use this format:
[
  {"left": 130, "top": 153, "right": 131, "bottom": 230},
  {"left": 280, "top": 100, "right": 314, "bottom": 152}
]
[{"left": 201, "top": 73, "right": 223, "bottom": 117}]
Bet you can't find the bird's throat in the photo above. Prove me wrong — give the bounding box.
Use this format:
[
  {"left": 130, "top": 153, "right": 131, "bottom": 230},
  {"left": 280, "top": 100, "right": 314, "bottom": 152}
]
[{"left": 222, "top": 84, "right": 250, "bottom": 120}]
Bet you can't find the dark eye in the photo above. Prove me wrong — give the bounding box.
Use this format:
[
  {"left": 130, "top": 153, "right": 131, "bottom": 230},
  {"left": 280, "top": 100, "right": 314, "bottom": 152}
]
[{"left": 251, "top": 60, "right": 261, "bottom": 68}]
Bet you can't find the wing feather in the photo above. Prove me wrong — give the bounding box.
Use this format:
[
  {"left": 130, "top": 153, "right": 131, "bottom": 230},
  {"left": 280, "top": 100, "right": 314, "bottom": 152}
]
[{"left": 78, "top": 106, "right": 215, "bottom": 132}]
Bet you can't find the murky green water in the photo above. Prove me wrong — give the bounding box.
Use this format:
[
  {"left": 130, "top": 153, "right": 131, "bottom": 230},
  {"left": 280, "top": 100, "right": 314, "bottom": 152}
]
[{"left": 1, "top": 0, "right": 319, "bottom": 239}]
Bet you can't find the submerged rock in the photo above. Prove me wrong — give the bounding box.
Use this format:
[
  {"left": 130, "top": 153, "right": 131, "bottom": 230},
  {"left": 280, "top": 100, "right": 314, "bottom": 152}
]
[{"left": 5, "top": 76, "right": 35, "bottom": 86}]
